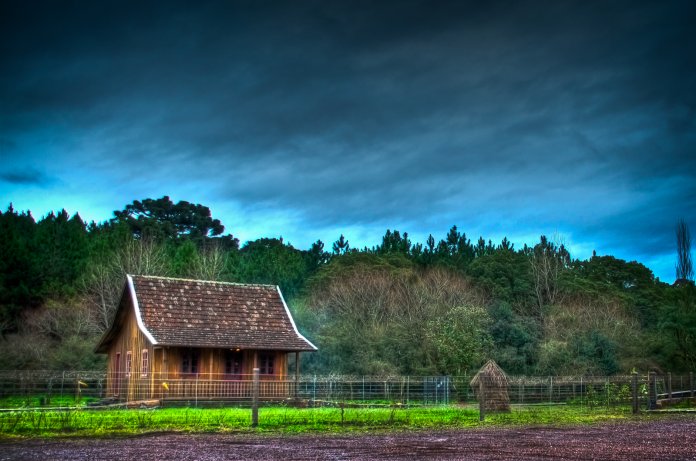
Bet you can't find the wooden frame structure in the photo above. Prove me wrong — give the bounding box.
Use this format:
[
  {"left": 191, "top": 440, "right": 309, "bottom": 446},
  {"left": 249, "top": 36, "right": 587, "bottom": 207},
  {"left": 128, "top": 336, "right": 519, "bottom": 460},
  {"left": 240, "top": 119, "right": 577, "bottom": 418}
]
[{"left": 95, "top": 275, "right": 316, "bottom": 402}]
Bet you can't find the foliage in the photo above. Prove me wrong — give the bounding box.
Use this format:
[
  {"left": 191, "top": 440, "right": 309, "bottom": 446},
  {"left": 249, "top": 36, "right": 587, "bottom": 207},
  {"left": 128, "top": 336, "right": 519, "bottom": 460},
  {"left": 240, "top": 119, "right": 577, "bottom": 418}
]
[
  {"left": 0, "top": 206, "right": 41, "bottom": 333},
  {"left": 237, "top": 238, "right": 310, "bottom": 299},
  {"left": 467, "top": 249, "right": 536, "bottom": 312},
  {"left": 658, "top": 284, "right": 696, "bottom": 370},
  {"left": 675, "top": 219, "right": 693, "bottom": 282},
  {"left": 306, "top": 260, "right": 490, "bottom": 375},
  {"left": 0, "top": 200, "right": 692, "bottom": 375},
  {"left": 427, "top": 305, "right": 493, "bottom": 375},
  {"left": 112, "top": 196, "right": 234, "bottom": 244},
  {"left": 488, "top": 302, "right": 541, "bottom": 374}
]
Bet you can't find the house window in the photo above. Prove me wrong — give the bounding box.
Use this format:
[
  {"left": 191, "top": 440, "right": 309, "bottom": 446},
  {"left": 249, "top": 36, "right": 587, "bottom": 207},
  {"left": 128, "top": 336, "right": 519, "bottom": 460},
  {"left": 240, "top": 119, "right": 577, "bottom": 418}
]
[
  {"left": 259, "top": 352, "right": 275, "bottom": 375},
  {"left": 225, "top": 350, "right": 243, "bottom": 378},
  {"left": 181, "top": 348, "right": 200, "bottom": 376},
  {"left": 141, "top": 349, "right": 149, "bottom": 377},
  {"left": 125, "top": 351, "right": 132, "bottom": 377}
]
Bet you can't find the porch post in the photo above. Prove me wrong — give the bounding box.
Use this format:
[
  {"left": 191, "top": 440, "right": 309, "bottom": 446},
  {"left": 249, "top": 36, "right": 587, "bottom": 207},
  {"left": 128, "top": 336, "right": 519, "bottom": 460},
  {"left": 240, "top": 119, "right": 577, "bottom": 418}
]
[
  {"left": 163, "top": 347, "right": 168, "bottom": 380},
  {"left": 294, "top": 351, "right": 299, "bottom": 400}
]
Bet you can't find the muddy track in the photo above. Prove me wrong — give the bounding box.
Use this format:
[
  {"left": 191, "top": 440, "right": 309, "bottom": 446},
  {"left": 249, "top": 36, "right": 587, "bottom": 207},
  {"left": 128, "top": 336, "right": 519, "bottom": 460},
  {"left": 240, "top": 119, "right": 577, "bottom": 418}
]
[{"left": 2, "top": 416, "right": 695, "bottom": 460}]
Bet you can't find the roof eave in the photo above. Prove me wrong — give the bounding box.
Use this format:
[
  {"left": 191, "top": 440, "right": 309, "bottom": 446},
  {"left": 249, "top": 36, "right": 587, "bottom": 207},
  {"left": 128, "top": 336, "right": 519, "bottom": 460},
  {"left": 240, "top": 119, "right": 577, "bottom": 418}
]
[
  {"left": 276, "top": 285, "right": 318, "bottom": 351},
  {"left": 127, "top": 274, "right": 158, "bottom": 346}
]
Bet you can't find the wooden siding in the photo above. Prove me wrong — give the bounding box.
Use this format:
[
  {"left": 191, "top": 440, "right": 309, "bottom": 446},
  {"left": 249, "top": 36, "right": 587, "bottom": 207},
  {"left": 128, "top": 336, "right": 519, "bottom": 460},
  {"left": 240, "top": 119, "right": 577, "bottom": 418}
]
[{"left": 105, "top": 295, "right": 153, "bottom": 401}]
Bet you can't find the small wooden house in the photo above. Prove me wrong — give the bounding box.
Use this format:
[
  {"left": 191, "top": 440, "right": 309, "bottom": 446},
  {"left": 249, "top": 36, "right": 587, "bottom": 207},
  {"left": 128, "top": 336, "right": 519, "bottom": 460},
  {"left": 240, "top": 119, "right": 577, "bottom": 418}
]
[
  {"left": 95, "top": 275, "right": 317, "bottom": 402},
  {"left": 470, "top": 360, "right": 510, "bottom": 412}
]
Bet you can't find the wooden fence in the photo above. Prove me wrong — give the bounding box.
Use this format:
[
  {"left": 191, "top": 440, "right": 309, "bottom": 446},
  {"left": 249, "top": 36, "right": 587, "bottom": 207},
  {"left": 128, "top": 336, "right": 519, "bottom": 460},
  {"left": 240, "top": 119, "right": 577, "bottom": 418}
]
[{"left": 0, "top": 371, "right": 692, "bottom": 409}]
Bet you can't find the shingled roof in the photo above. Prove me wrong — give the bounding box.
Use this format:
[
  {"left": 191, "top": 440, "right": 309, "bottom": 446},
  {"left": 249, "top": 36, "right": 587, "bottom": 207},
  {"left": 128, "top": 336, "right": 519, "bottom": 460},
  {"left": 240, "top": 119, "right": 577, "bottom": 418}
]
[{"left": 96, "top": 275, "right": 317, "bottom": 352}]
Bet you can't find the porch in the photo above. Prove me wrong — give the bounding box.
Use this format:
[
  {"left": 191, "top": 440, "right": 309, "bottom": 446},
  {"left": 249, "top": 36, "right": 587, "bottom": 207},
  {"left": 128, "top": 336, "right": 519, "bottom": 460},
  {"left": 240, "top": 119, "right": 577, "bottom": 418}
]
[
  {"left": 112, "top": 371, "right": 302, "bottom": 402},
  {"left": 158, "top": 373, "right": 298, "bottom": 402}
]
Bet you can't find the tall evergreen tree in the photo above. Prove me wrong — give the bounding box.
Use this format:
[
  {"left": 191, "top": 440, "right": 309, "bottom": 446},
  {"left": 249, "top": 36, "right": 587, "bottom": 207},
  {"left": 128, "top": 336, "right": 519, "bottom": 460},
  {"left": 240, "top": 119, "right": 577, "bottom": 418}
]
[
  {"left": 0, "top": 205, "right": 40, "bottom": 333},
  {"left": 33, "top": 209, "right": 89, "bottom": 298},
  {"left": 676, "top": 219, "right": 693, "bottom": 282},
  {"left": 332, "top": 234, "right": 350, "bottom": 255}
]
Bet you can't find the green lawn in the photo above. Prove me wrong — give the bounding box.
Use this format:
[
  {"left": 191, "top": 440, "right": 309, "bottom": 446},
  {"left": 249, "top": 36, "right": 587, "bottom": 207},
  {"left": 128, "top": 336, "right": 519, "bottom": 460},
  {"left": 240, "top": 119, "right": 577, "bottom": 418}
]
[
  {"left": 0, "top": 395, "right": 99, "bottom": 409},
  {"left": 0, "top": 404, "right": 639, "bottom": 438}
]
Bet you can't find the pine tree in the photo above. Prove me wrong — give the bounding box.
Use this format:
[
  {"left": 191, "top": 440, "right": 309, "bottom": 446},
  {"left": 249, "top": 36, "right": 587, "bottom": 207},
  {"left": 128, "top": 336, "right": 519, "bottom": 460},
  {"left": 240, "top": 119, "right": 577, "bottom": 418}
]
[{"left": 676, "top": 219, "right": 693, "bottom": 282}]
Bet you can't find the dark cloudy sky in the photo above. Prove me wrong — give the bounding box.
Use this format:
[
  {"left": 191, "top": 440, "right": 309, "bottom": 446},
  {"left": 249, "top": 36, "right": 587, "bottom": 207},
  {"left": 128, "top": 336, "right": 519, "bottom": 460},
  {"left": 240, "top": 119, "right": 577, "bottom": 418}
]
[{"left": 1, "top": 1, "right": 695, "bottom": 281}]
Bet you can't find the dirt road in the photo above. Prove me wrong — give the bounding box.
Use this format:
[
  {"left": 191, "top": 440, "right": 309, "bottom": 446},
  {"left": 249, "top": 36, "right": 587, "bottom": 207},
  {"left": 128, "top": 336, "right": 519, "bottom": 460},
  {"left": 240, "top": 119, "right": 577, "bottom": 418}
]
[{"left": 2, "top": 416, "right": 695, "bottom": 460}]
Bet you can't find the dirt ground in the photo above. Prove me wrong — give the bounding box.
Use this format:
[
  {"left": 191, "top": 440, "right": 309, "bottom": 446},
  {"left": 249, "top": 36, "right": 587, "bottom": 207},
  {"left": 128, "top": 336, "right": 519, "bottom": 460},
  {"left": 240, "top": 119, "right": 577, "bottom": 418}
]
[{"left": 2, "top": 416, "right": 695, "bottom": 461}]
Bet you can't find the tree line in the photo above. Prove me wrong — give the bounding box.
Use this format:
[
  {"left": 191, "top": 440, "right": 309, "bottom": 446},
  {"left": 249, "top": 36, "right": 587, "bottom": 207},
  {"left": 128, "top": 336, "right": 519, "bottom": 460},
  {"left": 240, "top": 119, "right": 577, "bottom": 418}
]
[{"left": 0, "top": 197, "right": 694, "bottom": 375}]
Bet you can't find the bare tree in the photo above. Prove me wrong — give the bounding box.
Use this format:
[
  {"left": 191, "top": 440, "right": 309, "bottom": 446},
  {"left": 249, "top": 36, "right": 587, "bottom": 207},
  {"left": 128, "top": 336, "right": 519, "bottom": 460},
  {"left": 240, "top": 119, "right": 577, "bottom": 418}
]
[
  {"left": 24, "top": 299, "right": 97, "bottom": 340},
  {"left": 82, "top": 238, "right": 169, "bottom": 332},
  {"left": 307, "top": 265, "right": 489, "bottom": 374},
  {"left": 676, "top": 219, "right": 693, "bottom": 282},
  {"left": 82, "top": 262, "right": 123, "bottom": 332},
  {"left": 118, "top": 238, "right": 169, "bottom": 276},
  {"left": 192, "top": 241, "right": 228, "bottom": 281},
  {"left": 529, "top": 234, "right": 570, "bottom": 314}
]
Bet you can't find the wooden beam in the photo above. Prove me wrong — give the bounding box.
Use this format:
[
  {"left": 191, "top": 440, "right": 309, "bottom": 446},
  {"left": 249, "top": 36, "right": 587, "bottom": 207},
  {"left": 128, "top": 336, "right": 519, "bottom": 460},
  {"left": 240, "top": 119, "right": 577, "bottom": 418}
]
[{"left": 294, "top": 351, "right": 299, "bottom": 400}]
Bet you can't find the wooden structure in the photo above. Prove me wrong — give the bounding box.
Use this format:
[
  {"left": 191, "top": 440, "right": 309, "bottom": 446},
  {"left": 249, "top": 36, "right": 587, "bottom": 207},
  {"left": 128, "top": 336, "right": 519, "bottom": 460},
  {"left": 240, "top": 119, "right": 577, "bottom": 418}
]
[
  {"left": 95, "top": 275, "right": 316, "bottom": 402},
  {"left": 470, "top": 360, "right": 510, "bottom": 412}
]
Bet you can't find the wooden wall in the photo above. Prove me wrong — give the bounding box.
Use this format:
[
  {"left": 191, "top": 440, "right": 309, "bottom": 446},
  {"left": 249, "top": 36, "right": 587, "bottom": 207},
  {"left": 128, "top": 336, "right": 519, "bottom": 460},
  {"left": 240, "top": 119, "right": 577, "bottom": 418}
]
[{"left": 104, "top": 296, "right": 153, "bottom": 402}]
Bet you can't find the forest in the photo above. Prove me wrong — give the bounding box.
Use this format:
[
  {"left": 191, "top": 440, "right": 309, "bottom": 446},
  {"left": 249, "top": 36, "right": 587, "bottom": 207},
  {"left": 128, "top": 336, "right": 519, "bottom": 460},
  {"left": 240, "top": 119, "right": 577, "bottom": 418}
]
[{"left": 0, "top": 196, "right": 694, "bottom": 376}]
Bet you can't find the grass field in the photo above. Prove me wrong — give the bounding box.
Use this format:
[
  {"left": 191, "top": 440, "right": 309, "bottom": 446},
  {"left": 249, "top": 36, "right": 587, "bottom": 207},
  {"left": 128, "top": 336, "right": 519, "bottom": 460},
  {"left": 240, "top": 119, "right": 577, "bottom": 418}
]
[
  {"left": 0, "top": 395, "right": 99, "bottom": 409},
  {"left": 0, "top": 404, "right": 640, "bottom": 438}
]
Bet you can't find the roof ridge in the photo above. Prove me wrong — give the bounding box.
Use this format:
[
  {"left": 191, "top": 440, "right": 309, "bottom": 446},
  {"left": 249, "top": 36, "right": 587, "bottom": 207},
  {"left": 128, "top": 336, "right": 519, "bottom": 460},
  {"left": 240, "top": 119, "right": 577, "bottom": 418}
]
[{"left": 128, "top": 274, "right": 278, "bottom": 288}]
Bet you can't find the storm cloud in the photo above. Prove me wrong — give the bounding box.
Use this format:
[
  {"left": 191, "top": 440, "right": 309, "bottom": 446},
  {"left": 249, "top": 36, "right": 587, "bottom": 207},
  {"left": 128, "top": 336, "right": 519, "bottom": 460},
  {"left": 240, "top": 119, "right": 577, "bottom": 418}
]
[{"left": 1, "top": 0, "right": 695, "bottom": 281}]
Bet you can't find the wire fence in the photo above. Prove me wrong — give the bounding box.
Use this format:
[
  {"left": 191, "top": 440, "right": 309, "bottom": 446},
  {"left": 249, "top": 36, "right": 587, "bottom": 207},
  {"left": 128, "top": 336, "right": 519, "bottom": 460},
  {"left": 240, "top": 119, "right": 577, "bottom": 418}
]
[{"left": 0, "top": 370, "right": 693, "bottom": 410}]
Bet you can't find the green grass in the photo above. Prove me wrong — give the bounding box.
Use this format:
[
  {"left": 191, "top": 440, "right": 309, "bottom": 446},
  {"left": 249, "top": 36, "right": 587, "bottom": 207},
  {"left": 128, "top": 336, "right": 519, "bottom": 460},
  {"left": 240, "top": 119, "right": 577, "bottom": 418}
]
[
  {"left": 0, "top": 395, "right": 99, "bottom": 409},
  {"left": 0, "top": 404, "right": 641, "bottom": 438}
]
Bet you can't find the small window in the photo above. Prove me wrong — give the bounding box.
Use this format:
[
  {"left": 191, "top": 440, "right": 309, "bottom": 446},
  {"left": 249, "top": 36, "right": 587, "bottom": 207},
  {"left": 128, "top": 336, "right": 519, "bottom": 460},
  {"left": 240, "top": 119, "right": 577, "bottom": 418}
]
[
  {"left": 181, "top": 348, "right": 200, "bottom": 376},
  {"left": 259, "top": 352, "right": 275, "bottom": 375},
  {"left": 125, "top": 351, "right": 132, "bottom": 377},
  {"left": 141, "top": 350, "right": 149, "bottom": 377}
]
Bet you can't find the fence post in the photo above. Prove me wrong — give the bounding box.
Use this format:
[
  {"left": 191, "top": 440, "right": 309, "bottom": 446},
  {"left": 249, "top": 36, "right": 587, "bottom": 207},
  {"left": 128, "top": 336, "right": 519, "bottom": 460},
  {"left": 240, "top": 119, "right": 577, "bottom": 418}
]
[
  {"left": 648, "top": 371, "right": 656, "bottom": 410},
  {"left": 251, "top": 368, "right": 259, "bottom": 427},
  {"left": 667, "top": 372, "right": 672, "bottom": 401},
  {"left": 479, "top": 377, "right": 485, "bottom": 422},
  {"left": 294, "top": 352, "right": 299, "bottom": 401},
  {"left": 549, "top": 376, "right": 553, "bottom": 404},
  {"left": 446, "top": 376, "right": 449, "bottom": 405},
  {"left": 631, "top": 371, "right": 639, "bottom": 414},
  {"left": 690, "top": 372, "right": 694, "bottom": 398}
]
